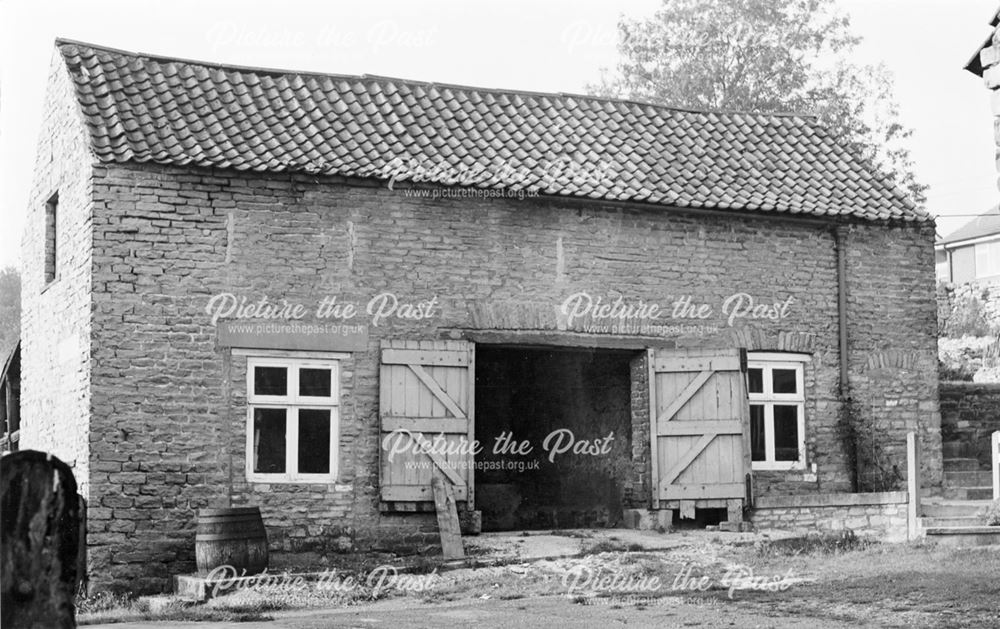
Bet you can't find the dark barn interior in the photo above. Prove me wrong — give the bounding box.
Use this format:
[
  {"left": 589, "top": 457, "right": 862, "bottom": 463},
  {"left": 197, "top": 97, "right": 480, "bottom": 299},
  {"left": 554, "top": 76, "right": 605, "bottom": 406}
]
[{"left": 474, "top": 346, "right": 634, "bottom": 531}]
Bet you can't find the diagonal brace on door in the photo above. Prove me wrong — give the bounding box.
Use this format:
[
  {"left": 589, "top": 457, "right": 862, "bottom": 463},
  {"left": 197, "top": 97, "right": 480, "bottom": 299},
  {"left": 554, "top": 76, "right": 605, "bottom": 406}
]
[
  {"left": 408, "top": 364, "right": 466, "bottom": 419},
  {"left": 656, "top": 370, "right": 712, "bottom": 426},
  {"left": 659, "top": 432, "right": 721, "bottom": 487}
]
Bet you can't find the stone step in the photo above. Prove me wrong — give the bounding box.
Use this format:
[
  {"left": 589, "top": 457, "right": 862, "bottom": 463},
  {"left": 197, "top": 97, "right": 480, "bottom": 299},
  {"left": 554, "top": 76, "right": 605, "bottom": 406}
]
[
  {"left": 920, "top": 515, "right": 985, "bottom": 528},
  {"left": 941, "top": 486, "right": 995, "bottom": 501},
  {"left": 923, "top": 526, "right": 1000, "bottom": 547},
  {"left": 943, "top": 471, "right": 996, "bottom": 487},
  {"left": 943, "top": 458, "right": 984, "bottom": 472},
  {"left": 921, "top": 500, "right": 992, "bottom": 518},
  {"left": 942, "top": 441, "right": 972, "bottom": 459}
]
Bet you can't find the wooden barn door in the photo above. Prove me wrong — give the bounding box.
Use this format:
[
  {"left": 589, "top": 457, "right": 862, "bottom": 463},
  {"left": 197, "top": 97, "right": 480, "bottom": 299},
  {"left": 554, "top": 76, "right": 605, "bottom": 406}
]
[
  {"left": 379, "top": 340, "right": 475, "bottom": 508},
  {"left": 649, "top": 348, "right": 751, "bottom": 510}
]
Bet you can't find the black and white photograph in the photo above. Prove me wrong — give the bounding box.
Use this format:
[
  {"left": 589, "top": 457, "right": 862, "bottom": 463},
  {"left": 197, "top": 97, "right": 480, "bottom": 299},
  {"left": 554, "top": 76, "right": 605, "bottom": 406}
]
[{"left": 1, "top": 1, "right": 999, "bottom": 627}]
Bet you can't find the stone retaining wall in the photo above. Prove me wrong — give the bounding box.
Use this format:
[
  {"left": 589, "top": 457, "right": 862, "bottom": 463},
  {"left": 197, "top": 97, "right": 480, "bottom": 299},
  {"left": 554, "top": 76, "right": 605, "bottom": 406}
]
[
  {"left": 622, "top": 492, "right": 909, "bottom": 542},
  {"left": 750, "top": 492, "right": 909, "bottom": 542},
  {"left": 939, "top": 381, "right": 1000, "bottom": 466}
]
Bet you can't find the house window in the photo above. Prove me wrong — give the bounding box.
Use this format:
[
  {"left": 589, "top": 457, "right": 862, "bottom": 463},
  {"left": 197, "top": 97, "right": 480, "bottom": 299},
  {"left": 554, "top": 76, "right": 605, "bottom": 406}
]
[
  {"left": 746, "top": 352, "right": 807, "bottom": 470},
  {"left": 974, "top": 240, "right": 1000, "bottom": 278},
  {"left": 44, "top": 193, "right": 58, "bottom": 285},
  {"left": 246, "top": 357, "right": 339, "bottom": 482}
]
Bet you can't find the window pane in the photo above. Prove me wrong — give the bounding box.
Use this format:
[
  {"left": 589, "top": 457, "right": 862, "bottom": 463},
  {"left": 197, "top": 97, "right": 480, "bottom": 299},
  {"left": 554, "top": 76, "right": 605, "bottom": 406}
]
[
  {"left": 773, "top": 405, "right": 799, "bottom": 461},
  {"left": 750, "top": 405, "right": 765, "bottom": 461},
  {"left": 298, "top": 409, "right": 331, "bottom": 474},
  {"left": 254, "top": 366, "right": 287, "bottom": 396},
  {"left": 747, "top": 368, "right": 763, "bottom": 394},
  {"left": 772, "top": 369, "right": 798, "bottom": 394},
  {"left": 987, "top": 242, "right": 1000, "bottom": 277},
  {"left": 299, "top": 368, "right": 332, "bottom": 398},
  {"left": 253, "top": 408, "right": 286, "bottom": 473}
]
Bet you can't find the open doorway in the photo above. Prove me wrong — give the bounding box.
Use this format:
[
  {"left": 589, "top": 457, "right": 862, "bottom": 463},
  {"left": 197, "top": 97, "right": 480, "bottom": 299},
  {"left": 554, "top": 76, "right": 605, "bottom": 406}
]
[{"left": 474, "top": 346, "right": 635, "bottom": 531}]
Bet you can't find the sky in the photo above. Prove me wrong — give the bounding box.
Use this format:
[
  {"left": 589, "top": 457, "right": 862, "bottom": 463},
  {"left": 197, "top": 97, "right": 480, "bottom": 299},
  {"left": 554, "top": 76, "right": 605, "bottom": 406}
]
[{"left": 0, "top": 0, "right": 997, "bottom": 271}]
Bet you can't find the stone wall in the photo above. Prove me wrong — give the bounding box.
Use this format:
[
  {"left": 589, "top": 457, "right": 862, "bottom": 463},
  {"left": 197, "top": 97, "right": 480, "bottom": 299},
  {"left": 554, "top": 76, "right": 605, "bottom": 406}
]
[
  {"left": 622, "top": 491, "right": 911, "bottom": 542},
  {"left": 939, "top": 381, "right": 1000, "bottom": 467},
  {"left": 72, "top": 161, "right": 941, "bottom": 591},
  {"left": 18, "top": 51, "right": 94, "bottom": 496},
  {"left": 750, "top": 492, "right": 909, "bottom": 542},
  {"left": 627, "top": 352, "right": 651, "bottom": 509},
  {"left": 846, "top": 223, "right": 943, "bottom": 490},
  {"left": 936, "top": 280, "right": 1000, "bottom": 338}
]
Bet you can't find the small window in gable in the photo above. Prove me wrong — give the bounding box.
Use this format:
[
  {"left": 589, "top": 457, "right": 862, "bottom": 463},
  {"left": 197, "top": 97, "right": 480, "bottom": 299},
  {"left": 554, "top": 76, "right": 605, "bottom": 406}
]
[{"left": 44, "top": 193, "right": 58, "bottom": 285}]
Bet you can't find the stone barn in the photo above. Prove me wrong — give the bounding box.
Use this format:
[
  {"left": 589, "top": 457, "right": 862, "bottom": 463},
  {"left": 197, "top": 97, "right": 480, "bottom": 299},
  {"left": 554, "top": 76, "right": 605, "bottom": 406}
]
[{"left": 20, "top": 39, "right": 941, "bottom": 592}]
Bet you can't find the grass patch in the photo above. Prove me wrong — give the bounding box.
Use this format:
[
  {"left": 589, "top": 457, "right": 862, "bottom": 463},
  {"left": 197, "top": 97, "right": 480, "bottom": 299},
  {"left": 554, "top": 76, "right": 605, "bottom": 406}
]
[
  {"left": 722, "top": 541, "right": 1000, "bottom": 627},
  {"left": 581, "top": 539, "right": 632, "bottom": 555},
  {"left": 752, "top": 530, "right": 875, "bottom": 558},
  {"left": 77, "top": 592, "right": 271, "bottom": 625},
  {"left": 76, "top": 560, "right": 445, "bottom": 624},
  {"left": 549, "top": 529, "right": 592, "bottom": 539},
  {"left": 580, "top": 535, "right": 648, "bottom": 556},
  {"left": 79, "top": 539, "right": 1000, "bottom": 627}
]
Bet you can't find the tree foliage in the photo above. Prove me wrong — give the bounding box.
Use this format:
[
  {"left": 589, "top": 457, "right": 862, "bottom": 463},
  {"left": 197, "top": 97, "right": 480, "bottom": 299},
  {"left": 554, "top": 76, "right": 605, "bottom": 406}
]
[
  {"left": 590, "top": 0, "right": 926, "bottom": 206},
  {"left": 0, "top": 267, "right": 20, "bottom": 355}
]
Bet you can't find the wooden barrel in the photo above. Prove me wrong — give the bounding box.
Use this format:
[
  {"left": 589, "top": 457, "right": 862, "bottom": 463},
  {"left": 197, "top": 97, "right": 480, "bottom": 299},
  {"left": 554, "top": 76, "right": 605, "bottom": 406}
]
[{"left": 195, "top": 507, "right": 268, "bottom": 576}]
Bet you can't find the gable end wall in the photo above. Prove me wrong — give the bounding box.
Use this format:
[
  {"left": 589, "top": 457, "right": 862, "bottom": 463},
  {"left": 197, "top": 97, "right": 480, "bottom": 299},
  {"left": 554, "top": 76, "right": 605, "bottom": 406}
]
[{"left": 19, "top": 50, "right": 95, "bottom": 498}]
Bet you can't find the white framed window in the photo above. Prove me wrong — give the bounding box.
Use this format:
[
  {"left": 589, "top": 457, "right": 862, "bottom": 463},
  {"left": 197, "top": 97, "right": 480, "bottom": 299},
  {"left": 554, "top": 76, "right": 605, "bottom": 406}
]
[
  {"left": 747, "top": 352, "right": 808, "bottom": 471},
  {"left": 246, "top": 356, "right": 340, "bottom": 483},
  {"left": 975, "top": 240, "right": 1000, "bottom": 278}
]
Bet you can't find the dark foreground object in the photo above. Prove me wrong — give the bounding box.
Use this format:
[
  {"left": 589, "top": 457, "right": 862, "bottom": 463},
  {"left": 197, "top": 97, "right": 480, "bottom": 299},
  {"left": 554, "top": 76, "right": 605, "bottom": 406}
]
[{"left": 1, "top": 450, "right": 81, "bottom": 629}]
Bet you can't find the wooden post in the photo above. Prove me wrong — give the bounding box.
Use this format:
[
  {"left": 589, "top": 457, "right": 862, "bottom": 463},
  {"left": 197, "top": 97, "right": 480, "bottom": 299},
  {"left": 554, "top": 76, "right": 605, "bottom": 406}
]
[
  {"left": 992, "top": 431, "right": 999, "bottom": 502},
  {"left": 646, "top": 349, "right": 659, "bottom": 510},
  {"left": 906, "top": 432, "right": 921, "bottom": 541},
  {"left": 1, "top": 450, "right": 81, "bottom": 629},
  {"left": 725, "top": 498, "right": 742, "bottom": 523},
  {"left": 222, "top": 350, "right": 234, "bottom": 507},
  {"left": 431, "top": 472, "right": 464, "bottom": 560}
]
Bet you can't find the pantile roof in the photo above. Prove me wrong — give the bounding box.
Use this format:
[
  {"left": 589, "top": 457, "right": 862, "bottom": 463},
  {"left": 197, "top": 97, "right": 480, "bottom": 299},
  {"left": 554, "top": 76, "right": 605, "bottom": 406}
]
[{"left": 57, "top": 39, "right": 927, "bottom": 222}]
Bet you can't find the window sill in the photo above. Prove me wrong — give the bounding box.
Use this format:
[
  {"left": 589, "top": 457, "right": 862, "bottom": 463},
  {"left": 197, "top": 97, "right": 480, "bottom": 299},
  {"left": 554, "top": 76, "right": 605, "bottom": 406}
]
[
  {"left": 247, "top": 475, "right": 341, "bottom": 485},
  {"left": 752, "top": 462, "right": 807, "bottom": 472},
  {"left": 41, "top": 276, "right": 60, "bottom": 294}
]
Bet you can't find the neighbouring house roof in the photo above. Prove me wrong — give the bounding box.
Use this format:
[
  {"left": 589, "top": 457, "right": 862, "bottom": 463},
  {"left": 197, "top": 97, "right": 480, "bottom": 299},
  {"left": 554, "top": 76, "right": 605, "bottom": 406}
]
[
  {"left": 964, "top": 8, "right": 1000, "bottom": 76},
  {"left": 937, "top": 207, "right": 1000, "bottom": 246},
  {"left": 56, "top": 39, "right": 928, "bottom": 223}
]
